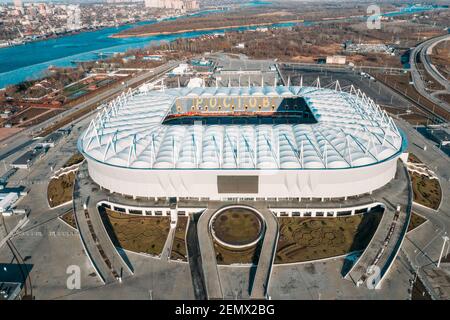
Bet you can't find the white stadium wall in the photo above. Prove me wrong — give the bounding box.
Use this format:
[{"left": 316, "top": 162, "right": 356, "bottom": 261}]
[{"left": 85, "top": 155, "right": 399, "bottom": 199}]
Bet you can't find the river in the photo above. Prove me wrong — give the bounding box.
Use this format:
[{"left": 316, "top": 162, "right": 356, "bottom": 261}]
[{"left": 0, "top": 3, "right": 446, "bottom": 89}]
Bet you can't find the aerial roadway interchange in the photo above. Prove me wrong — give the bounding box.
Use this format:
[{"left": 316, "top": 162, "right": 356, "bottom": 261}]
[
  {"left": 0, "top": 53, "right": 449, "bottom": 301},
  {"left": 410, "top": 33, "right": 450, "bottom": 113}
]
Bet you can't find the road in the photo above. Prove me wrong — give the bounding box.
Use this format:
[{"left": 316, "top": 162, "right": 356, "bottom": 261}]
[
  {"left": 283, "top": 61, "right": 407, "bottom": 73},
  {"left": 409, "top": 33, "right": 450, "bottom": 112},
  {"left": 394, "top": 116, "right": 450, "bottom": 299},
  {"left": 0, "top": 60, "right": 178, "bottom": 163}
]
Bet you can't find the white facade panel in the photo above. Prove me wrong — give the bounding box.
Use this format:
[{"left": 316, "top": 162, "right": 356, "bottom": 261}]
[{"left": 85, "top": 155, "right": 398, "bottom": 199}]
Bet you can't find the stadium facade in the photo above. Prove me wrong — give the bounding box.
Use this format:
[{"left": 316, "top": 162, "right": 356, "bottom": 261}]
[{"left": 78, "top": 85, "right": 407, "bottom": 200}]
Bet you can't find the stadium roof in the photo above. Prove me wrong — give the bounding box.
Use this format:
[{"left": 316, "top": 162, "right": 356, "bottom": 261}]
[{"left": 79, "top": 85, "right": 404, "bottom": 170}]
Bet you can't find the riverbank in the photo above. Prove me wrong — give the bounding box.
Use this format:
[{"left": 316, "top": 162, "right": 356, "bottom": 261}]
[
  {"left": 0, "top": 24, "right": 135, "bottom": 50},
  {"left": 0, "top": 3, "right": 446, "bottom": 89},
  {"left": 111, "top": 19, "right": 305, "bottom": 38},
  {"left": 0, "top": 8, "right": 221, "bottom": 51}
]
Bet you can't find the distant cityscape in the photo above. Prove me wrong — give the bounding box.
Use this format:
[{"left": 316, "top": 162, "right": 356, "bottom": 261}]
[{"left": 0, "top": 0, "right": 200, "bottom": 47}]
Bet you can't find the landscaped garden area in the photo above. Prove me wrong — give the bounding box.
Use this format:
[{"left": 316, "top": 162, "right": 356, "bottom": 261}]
[
  {"left": 59, "top": 210, "right": 77, "bottom": 229},
  {"left": 275, "top": 209, "right": 384, "bottom": 264},
  {"left": 211, "top": 208, "right": 263, "bottom": 247},
  {"left": 100, "top": 208, "right": 170, "bottom": 256},
  {"left": 170, "top": 216, "right": 189, "bottom": 262},
  {"left": 407, "top": 153, "right": 442, "bottom": 210},
  {"left": 211, "top": 207, "right": 264, "bottom": 265},
  {"left": 407, "top": 212, "right": 427, "bottom": 233},
  {"left": 47, "top": 172, "right": 75, "bottom": 208},
  {"left": 410, "top": 172, "right": 442, "bottom": 210}
]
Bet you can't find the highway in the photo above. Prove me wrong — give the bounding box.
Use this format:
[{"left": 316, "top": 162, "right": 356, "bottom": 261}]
[
  {"left": 283, "top": 61, "right": 407, "bottom": 73},
  {"left": 0, "top": 60, "right": 178, "bottom": 163},
  {"left": 409, "top": 33, "right": 450, "bottom": 112},
  {"left": 395, "top": 116, "right": 450, "bottom": 299}
]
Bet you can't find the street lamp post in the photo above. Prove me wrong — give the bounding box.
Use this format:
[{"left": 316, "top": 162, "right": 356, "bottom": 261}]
[{"left": 437, "top": 235, "right": 449, "bottom": 268}]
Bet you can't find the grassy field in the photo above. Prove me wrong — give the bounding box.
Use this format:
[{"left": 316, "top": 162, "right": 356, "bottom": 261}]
[
  {"left": 170, "top": 216, "right": 188, "bottom": 262},
  {"left": 275, "top": 210, "right": 383, "bottom": 264},
  {"left": 212, "top": 208, "right": 262, "bottom": 246},
  {"left": 100, "top": 208, "right": 170, "bottom": 256},
  {"left": 60, "top": 210, "right": 77, "bottom": 229},
  {"left": 47, "top": 172, "right": 75, "bottom": 208},
  {"left": 407, "top": 212, "right": 427, "bottom": 233},
  {"left": 410, "top": 172, "right": 442, "bottom": 210}
]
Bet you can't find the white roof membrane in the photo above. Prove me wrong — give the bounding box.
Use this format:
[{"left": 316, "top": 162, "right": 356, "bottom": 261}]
[{"left": 79, "top": 86, "right": 403, "bottom": 170}]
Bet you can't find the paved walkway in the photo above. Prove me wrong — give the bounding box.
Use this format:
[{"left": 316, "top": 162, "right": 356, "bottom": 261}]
[
  {"left": 186, "top": 213, "right": 208, "bottom": 300},
  {"left": 195, "top": 202, "right": 279, "bottom": 300},
  {"left": 196, "top": 205, "right": 223, "bottom": 299},
  {"left": 395, "top": 117, "right": 450, "bottom": 299},
  {"left": 73, "top": 163, "right": 134, "bottom": 284},
  {"left": 160, "top": 225, "right": 176, "bottom": 260},
  {"left": 73, "top": 174, "right": 114, "bottom": 284},
  {"left": 249, "top": 206, "right": 278, "bottom": 299},
  {"left": 345, "top": 161, "right": 412, "bottom": 288}
]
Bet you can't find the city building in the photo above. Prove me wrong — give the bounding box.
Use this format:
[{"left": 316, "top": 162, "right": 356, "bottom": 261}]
[
  {"left": 187, "top": 77, "right": 204, "bottom": 87},
  {"left": 426, "top": 125, "right": 450, "bottom": 147},
  {"left": 11, "top": 146, "right": 47, "bottom": 169},
  {"left": 171, "top": 63, "right": 190, "bottom": 75},
  {"left": 344, "top": 42, "right": 395, "bottom": 55},
  {"left": 326, "top": 55, "right": 347, "bottom": 65},
  {"left": 38, "top": 131, "right": 67, "bottom": 148},
  {"left": 78, "top": 85, "right": 406, "bottom": 200},
  {"left": 66, "top": 5, "right": 81, "bottom": 31},
  {"left": 144, "top": 0, "right": 199, "bottom": 10},
  {"left": 0, "top": 192, "right": 19, "bottom": 214},
  {"left": 13, "top": 0, "right": 23, "bottom": 13},
  {"left": 0, "top": 282, "right": 22, "bottom": 300}
]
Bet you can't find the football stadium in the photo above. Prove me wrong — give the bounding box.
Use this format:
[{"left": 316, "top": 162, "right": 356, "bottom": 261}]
[{"left": 78, "top": 85, "right": 407, "bottom": 200}]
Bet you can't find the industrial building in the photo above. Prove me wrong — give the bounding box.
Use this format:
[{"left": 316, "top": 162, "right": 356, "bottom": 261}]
[
  {"left": 11, "top": 146, "right": 47, "bottom": 169},
  {"left": 0, "top": 192, "right": 19, "bottom": 214}
]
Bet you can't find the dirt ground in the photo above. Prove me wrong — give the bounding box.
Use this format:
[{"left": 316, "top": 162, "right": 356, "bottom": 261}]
[
  {"left": 375, "top": 73, "right": 450, "bottom": 121},
  {"left": 407, "top": 212, "right": 427, "bottom": 233},
  {"left": 60, "top": 210, "right": 77, "bottom": 229},
  {"left": 0, "top": 127, "right": 23, "bottom": 141},
  {"left": 437, "top": 94, "right": 450, "bottom": 105},
  {"left": 431, "top": 40, "right": 450, "bottom": 81}
]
